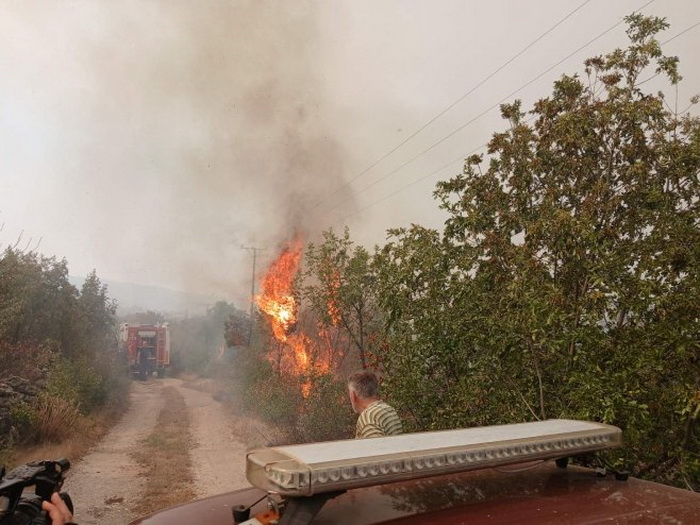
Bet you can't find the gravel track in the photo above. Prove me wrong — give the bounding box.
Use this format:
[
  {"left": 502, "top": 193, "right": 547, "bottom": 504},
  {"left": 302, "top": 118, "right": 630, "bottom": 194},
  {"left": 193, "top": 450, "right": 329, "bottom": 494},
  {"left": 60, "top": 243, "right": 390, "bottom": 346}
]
[{"left": 63, "top": 377, "right": 249, "bottom": 524}]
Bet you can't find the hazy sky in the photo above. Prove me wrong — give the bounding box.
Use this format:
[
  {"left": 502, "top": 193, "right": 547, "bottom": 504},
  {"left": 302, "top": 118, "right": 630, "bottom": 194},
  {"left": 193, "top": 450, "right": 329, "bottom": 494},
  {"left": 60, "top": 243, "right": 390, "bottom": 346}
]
[{"left": 1, "top": 0, "right": 699, "bottom": 308}]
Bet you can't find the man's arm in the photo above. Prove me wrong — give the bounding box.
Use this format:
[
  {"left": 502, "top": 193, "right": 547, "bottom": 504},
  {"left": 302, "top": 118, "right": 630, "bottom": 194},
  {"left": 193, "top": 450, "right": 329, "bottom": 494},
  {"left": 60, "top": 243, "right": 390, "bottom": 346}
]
[{"left": 357, "top": 423, "right": 385, "bottom": 439}]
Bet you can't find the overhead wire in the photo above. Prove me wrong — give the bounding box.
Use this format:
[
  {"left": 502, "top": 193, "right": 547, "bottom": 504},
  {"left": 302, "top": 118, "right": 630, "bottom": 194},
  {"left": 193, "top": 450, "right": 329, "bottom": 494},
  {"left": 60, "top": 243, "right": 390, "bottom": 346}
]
[
  {"left": 662, "top": 20, "right": 700, "bottom": 44},
  {"left": 341, "top": 114, "right": 539, "bottom": 220},
  {"left": 330, "top": 0, "right": 662, "bottom": 224},
  {"left": 348, "top": 18, "right": 700, "bottom": 228},
  {"left": 310, "top": 0, "right": 594, "bottom": 210},
  {"left": 326, "top": 3, "right": 650, "bottom": 216}
]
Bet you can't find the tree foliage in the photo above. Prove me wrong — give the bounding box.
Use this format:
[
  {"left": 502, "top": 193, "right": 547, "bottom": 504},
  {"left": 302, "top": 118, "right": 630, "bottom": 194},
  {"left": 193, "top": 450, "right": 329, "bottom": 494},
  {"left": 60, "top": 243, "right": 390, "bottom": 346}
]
[
  {"left": 0, "top": 250, "right": 79, "bottom": 351},
  {"left": 235, "top": 15, "right": 698, "bottom": 488},
  {"left": 0, "top": 247, "right": 124, "bottom": 450},
  {"left": 372, "top": 14, "right": 699, "bottom": 488},
  {"left": 302, "top": 228, "right": 384, "bottom": 371}
]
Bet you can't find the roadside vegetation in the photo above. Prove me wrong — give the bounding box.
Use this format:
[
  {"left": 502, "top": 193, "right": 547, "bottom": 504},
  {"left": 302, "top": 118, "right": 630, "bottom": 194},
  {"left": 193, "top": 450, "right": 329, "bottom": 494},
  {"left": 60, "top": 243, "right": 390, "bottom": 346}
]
[
  {"left": 0, "top": 251, "right": 128, "bottom": 466},
  {"left": 229, "top": 15, "right": 699, "bottom": 491}
]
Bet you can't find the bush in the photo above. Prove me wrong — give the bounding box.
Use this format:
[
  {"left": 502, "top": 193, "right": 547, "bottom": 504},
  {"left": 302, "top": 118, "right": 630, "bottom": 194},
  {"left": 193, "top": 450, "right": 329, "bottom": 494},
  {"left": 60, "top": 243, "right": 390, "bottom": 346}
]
[
  {"left": 0, "top": 341, "right": 54, "bottom": 382},
  {"left": 46, "top": 356, "right": 103, "bottom": 412},
  {"left": 9, "top": 401, "right": 39, "bottom": 444},
  {"left": 294, "top": 373, "right": 355, "bottom": 443},
  {"left": 7, "top": 395, "right": 82, "bottom": 445},
  {"left": 251, "top": 374, "right": 303, "bottom": 436},
  {"left": 92, "top": 351, "right": 130, "bottom": 409},
  {"left": 226, "top": 347, "right": 355, "bottom": 444}
]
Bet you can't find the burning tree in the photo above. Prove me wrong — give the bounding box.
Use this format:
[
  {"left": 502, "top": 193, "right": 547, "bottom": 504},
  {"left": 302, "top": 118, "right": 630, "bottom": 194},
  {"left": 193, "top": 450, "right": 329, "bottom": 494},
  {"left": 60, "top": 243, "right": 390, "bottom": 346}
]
[{"left": 254, "top": 236, "right": 337, "bottom": 398}]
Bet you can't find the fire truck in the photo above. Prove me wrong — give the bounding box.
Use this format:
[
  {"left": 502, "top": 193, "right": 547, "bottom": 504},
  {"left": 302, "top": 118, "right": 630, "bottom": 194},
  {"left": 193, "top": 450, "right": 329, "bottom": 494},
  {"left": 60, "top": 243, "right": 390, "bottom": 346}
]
[{"left": 119, "top": 323, "right": 170, "bottom": 379}]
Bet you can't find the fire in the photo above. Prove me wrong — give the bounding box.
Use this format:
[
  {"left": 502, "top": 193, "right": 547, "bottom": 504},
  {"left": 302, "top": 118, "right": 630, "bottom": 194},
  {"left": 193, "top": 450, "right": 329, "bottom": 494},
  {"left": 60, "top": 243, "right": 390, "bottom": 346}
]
[
  {"left": 256, "top": 237, "right": 303, "bottom": 342},
  {"left": 255, "top": 236, "right": 339, "bottom": 397},
  {"left": 289, "top": 333, "right": 310, "bottom": 369},
  {"left": 255, "top": 237, "right": 312, "bottom": 382}
]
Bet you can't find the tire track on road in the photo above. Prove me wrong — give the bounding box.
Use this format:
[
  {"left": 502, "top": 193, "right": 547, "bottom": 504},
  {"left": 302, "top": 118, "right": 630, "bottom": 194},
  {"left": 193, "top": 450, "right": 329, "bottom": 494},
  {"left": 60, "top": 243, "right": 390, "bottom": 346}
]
[
  {"left": 64, "top": 380, "right": 164, "bottom": 525},
  {"left": 174, "top": 380, "right": 250, "bottom": 498},
  {"left": 62, "top": 377, "right": 251, "bottom": 524}
]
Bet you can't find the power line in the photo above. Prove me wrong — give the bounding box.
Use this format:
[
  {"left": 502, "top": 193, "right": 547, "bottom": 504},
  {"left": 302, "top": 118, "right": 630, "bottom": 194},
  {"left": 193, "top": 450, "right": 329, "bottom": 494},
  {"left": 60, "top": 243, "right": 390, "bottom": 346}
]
[
  {"left": 311, "top": 0, "right": 594, "bottom": 210},
  {"left": 339, "top": 124, "right": 530, "bottom": 221},
  {"left": 324, "top": 0, "right": 655, "bottom": 221},
  {"left": 242, "top": 244, "right": 265, "bottom": 346},
  {"left": 662, "top": 20, "right": 700, "bottom": 45},
  {"left": 343, "top": 154, "right": 472, "bottom": 221},
  {"left": 335, "top": 5, "right": 700, "bottom": 225}
]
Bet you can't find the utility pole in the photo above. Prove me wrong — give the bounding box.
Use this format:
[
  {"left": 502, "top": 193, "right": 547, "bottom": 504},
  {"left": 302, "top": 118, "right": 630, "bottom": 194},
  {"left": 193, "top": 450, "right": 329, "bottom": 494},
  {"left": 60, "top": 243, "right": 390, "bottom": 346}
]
[{"left": 242, "top": 245, "right": 265, "bottom": 346}]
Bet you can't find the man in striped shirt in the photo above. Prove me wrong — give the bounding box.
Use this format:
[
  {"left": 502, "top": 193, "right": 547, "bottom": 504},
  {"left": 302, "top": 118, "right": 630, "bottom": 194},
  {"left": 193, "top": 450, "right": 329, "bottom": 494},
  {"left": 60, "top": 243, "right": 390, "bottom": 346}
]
[{"left": 348, "top": 370, "right": 403, "bottom": 439}]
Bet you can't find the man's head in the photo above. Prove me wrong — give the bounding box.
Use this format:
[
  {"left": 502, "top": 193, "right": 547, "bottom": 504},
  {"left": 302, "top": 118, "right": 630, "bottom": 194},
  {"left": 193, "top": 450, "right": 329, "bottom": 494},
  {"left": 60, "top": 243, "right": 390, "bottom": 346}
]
[{"left": 348, "top": 370, "right": 380, "bottom": 414}]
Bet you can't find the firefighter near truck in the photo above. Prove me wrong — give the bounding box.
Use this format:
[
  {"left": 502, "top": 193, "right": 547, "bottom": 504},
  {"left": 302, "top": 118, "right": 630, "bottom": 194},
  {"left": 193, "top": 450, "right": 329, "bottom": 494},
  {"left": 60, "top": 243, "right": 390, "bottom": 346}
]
[{"left": 119, "top": 323, "right": 170, "bottom": 380}]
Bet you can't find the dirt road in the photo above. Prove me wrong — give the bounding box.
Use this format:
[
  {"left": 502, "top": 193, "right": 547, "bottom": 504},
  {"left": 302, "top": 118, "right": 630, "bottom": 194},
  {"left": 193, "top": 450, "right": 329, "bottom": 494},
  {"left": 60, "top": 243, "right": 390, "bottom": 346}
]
[{"left": 63, "top": 377, "right": 250, "bottom": 525}]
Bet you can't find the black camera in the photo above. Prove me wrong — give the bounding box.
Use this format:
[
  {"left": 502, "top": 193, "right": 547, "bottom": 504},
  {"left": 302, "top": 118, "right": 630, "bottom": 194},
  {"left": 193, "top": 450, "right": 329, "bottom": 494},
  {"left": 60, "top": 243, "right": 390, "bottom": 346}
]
[{"left": 0, "top": 459, "right": 72, "bottom": 525}]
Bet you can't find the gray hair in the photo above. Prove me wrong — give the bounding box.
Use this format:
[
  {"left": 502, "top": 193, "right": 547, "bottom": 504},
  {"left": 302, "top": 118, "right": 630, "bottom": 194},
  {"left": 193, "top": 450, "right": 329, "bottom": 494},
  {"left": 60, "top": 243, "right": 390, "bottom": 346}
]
[{"left": 348, "top": 370, "right": 380, "bottom": 399}]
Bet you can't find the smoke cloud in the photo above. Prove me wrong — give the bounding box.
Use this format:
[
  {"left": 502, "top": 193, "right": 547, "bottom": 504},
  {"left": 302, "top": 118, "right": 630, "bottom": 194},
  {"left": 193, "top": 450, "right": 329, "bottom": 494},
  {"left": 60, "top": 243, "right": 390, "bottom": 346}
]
[{"left": 1, "top": 1, "right": 356, "bottom": 306}]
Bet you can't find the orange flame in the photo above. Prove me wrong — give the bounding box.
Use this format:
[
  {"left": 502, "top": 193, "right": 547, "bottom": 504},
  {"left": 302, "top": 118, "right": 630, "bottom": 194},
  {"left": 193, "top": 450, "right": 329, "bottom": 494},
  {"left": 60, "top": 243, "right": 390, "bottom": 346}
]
[
  {"left": 256, "top": 237, "right": 314, "bottom": 393},
  {"left": 255, "top": 236, "right": 340, "bottom": 398},
  {"left": 256, "top": 237, "right": 303, "bottom": 343}
]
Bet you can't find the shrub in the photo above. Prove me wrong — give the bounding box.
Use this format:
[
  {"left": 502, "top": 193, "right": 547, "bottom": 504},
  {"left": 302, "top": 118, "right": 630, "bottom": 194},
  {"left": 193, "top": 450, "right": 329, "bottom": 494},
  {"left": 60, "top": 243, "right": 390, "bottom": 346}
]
[
  {"left": 46, "top": 356, "right": 103, "bottom": 412},
  {"left": 294, "top": 373, "right": 355, "bottom": 443},
  {"left": 0, "top": 341, "right": 54, "bottom": 381},
  {"left": 9, "top": 401, "right": 38, "bottom": 443}
]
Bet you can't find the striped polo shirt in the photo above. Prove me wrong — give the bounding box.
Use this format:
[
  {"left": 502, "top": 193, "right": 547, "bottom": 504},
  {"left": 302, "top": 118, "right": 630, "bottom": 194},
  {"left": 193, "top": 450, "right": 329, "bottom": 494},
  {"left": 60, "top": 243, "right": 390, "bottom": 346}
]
[{"left": 355, "top": 400, "right": 403, "bottom": 438}]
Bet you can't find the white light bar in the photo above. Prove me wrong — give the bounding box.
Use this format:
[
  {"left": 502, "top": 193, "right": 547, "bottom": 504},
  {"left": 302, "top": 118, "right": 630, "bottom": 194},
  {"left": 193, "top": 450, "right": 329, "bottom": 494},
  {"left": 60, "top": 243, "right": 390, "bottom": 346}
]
[{"left": 246, "top": 419, "right": 621, "bottom": 496}]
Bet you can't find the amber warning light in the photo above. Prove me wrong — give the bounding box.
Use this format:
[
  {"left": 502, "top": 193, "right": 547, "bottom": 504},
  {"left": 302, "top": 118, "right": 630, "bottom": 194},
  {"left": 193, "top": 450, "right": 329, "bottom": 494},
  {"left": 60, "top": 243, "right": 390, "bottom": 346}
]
[{"left": 246, "top": 419, "right": 622, "bottom": 497}]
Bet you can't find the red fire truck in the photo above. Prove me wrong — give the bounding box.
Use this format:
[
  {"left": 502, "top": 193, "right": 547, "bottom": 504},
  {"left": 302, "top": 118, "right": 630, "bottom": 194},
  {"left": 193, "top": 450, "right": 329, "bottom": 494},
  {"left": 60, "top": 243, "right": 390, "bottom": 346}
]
[{"left": 119, "top": 323, "right": 170, "bottom": 379}]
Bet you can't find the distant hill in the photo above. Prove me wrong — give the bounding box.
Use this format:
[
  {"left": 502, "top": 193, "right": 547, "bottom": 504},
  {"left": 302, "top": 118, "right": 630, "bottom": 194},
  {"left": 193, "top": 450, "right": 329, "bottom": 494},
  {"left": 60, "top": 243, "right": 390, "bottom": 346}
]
[{"left": 69, "top": 276, "right": 223, "bottom": 317}]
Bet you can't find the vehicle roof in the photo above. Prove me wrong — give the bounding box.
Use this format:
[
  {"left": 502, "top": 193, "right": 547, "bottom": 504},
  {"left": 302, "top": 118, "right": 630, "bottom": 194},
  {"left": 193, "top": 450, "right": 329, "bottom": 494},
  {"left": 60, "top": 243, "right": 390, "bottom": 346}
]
[{"left": 129, "top": 461, "right": 700, "bottom": 525}]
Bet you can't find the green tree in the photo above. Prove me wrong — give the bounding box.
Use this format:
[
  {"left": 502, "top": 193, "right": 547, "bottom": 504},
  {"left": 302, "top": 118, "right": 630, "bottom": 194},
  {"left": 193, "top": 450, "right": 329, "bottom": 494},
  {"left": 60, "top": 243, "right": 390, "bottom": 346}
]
[
  {"left": 303, "top": 228, "right": 384, "bottom": 371},
  {"left": 1, "top": 250, "right": 127, "bottom": 449},
  {"left": 381, "top": 14, "right": 699, "bottom": 487},
  {"left": 0, "top": 249, "right": 79, "bottom": 351},
  {"left": 77, "top": 270, "right": 118, "bottom": 357},
  {"left": 373, "top": 225, "right": 489, "bottom": 431}
]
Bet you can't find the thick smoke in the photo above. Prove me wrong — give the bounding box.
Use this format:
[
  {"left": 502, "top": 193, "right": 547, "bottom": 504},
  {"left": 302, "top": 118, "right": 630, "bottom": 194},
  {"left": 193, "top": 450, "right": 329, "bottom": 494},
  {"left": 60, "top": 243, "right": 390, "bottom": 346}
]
[
  {"left": 148, "top": 1, "right": 356, "bottom": 301},
  {"left": 2, "top": 1, "right": 357, "bottom": 306}
]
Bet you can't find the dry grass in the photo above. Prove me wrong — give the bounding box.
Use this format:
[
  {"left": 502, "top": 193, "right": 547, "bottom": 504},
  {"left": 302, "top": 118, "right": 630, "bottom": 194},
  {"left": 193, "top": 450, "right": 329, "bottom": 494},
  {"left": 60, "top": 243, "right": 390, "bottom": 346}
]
[
  {"left": 130, "top": 386, "right": 196, "bottom": 517},
  {"left": 35, "top": 395, "right": 82, "bottom": 442},
  {"left": 10, "top": 404, "right": 124, "bottom": 469}
]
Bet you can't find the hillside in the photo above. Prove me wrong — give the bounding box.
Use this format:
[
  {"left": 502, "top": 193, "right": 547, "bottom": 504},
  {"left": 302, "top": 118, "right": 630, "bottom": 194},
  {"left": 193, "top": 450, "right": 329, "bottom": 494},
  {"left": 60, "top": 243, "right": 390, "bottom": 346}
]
[{"left": 69, "top": 276, "right": 223, "bottom": 317}]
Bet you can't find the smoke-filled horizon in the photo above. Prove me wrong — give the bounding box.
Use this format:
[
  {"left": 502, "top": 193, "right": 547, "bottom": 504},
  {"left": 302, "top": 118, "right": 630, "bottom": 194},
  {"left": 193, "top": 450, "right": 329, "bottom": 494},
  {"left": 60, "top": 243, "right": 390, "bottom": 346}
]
[{"left": 2, "top": 1, "right": 698, "bottom": 308}]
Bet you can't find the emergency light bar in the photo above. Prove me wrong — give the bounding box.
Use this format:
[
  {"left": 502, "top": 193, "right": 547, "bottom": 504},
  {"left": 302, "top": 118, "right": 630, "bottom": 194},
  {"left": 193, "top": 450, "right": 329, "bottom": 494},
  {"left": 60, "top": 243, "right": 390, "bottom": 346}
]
[{"left": 246, "top": 419, "right": 621, "bottom": 496}]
